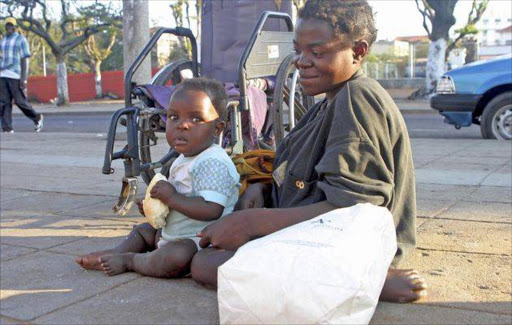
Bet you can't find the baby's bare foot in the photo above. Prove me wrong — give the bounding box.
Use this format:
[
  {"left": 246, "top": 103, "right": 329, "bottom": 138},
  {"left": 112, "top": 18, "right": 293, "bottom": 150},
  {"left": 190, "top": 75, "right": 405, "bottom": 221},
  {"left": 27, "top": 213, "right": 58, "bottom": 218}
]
[
  {"left": 380, "top": 268, "right": 427, "bottom": 303},
  {"left": 99, "top": 254, "right": 133, "bottom": 276},
  {"left": 75, "top": 250, "right": 114, "bottom": 271}
]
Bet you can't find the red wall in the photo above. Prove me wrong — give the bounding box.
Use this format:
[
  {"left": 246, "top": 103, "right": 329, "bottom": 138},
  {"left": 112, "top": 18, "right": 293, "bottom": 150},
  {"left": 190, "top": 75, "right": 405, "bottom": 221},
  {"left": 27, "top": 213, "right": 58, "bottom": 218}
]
[{"left": 27, "top": 68, "right": 161, "bottom": 103}]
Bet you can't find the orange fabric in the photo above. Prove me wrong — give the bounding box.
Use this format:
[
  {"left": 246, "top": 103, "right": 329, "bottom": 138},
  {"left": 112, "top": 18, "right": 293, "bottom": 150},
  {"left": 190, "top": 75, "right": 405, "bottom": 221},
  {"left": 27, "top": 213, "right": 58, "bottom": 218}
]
[{"left": 232, "top": 149, "right": 275, "bottom": 195}]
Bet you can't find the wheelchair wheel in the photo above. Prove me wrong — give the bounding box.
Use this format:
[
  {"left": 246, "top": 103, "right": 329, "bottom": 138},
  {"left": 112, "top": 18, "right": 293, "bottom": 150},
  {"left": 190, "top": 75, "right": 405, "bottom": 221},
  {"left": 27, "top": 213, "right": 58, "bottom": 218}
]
[
  {"left": 151, "top": 59, "right": 195, "bottom": 86},
  {"left": 273, "top": 53, "right": 314, "bottom": 146},
  {"left": 139, "top": 59, "right": 196, "bottom": 184}
]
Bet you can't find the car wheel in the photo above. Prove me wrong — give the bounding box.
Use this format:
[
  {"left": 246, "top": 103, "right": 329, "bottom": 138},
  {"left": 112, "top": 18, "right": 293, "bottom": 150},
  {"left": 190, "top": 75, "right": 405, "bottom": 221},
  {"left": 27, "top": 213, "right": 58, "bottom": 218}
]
[{"left": 480, "top": 92, "right": 512, "bottom": 140}]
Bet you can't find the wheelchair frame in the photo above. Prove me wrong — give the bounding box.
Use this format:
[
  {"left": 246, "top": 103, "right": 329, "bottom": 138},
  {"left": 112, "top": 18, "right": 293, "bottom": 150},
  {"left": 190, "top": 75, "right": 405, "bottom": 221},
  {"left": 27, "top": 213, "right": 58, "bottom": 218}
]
[{"left": 102, "top": 11, "right": 313, "bottom": 215}]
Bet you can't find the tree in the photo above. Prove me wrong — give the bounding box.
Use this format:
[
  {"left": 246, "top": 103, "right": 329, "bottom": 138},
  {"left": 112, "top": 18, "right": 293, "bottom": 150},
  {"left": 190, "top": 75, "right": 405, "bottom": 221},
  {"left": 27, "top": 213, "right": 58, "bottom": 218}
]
[
  {"left": 1, "top": 0, "right": 121, "bottom": 105},
  {"left": 122, "top": 0, "right": 151, "bottom": 85},
  {"left": 170, "top": 0, "right": 190, "bottom": 55},
  {"left": 415, "top": 0, "right": 457, "bottom": 96},
  {"left": 292, "top": 0, "right": 307, "bottom": 12},
  {"left": 83, "top": 27, "right": 117, "bottom": 98},
  {"left": 445, "top": 0, "right": 488, "bottom": 61}
]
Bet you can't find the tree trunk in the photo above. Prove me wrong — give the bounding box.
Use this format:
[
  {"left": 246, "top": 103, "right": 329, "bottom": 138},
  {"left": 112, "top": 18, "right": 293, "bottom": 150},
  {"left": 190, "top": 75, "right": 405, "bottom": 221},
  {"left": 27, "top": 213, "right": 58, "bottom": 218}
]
[
  {"left": 425, "top": 38, "right": 446, "bottom": 94},
  {"left": 123, "top": 0, "right": 151, "bottom": 85},
  {"left": 94, "top": 61, "right": 103, "bottom": 99},
  {"left": 56, "top": 57, "right": 69, "bottom": 106}
]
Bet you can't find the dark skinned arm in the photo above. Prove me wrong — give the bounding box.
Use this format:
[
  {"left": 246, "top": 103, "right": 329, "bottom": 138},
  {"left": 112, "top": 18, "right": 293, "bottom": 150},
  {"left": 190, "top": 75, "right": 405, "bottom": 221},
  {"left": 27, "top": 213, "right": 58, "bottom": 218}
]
[
  {"left": 150, "top": 180, "right": 224, "bottom": 221},
  {"left": 198, "top": 200, "right": 337, "bottom": 250}
]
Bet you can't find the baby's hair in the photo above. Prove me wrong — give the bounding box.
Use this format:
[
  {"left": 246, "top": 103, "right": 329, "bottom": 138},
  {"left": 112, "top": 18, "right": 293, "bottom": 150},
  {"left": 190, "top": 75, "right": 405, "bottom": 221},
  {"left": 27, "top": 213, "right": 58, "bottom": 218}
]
[
  {"left": 172, "top": 78, "right": 228, "bottom": 121},
  {"left": 298, "top": 0, "right": 377, "bottom": 47}
]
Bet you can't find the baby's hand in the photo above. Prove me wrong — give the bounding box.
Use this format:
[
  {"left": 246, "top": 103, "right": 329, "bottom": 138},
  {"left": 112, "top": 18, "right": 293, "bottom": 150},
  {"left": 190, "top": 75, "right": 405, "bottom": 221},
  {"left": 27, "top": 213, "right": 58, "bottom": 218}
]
[
  {"left": 150, "top": 180, "right": 177, "bottom": 207},
  {"left": 136, "top": 198, "right": 145, "bottom": 216}
]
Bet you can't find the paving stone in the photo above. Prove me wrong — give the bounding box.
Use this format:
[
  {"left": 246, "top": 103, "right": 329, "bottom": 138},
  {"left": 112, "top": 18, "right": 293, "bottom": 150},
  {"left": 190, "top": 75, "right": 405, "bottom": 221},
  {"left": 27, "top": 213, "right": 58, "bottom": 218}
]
[
  {"left": 58, "top": 196, "right": 146, "bottom": 222},
  {"left": 455, "top": 144, "right": 512, "bottom": 158},
  {"left": 1, "top": 192, "right": 111, "bottom": 214},
  {"left": 0, "top": 162, "right": 118, "bottom": 181},
  {"left": 437, "top": 201, "right": 512, "bottom": 223},
  {"left": 434, "top": 155, "right": 511, "bottom": 166},
  {"left": 464, "top": 186, "right": 512, "bottom": 203},
  {"left": 412, "top": 154, "right": 441, "bottom": 167},
  {"left": 49, "top": 234, "right": 131, "bottom": 256},
  {"left": 415, "top": 163, "right": 493, "bottom": 186},
  {"left": 0, "top": 251, "right": 140, "bottom": 321},
  {"left": 481, "top": 165, "right": 512, "bottom": 187},
  {"left": 398, "top": 249, "right": 512, "bottom": 316},
  {"left": 416, "top": 199, "right": 456, "bottom": 218},
  {"left": 0, "top": 215, "right": 134, "bottom": 250},
  {"left": 417, "top": 219, "right": 511, "bottom": 255},
  {"left": 372, "top": 302, "right": 512, "bottom": 324},
  {"left": 416, "top": 183, "right": 475, "bottom": 201},
  {"left": 0, "top": 174, "right": 121, "bottom": 196},
  {"left": 0, "top": 188, "right": 39, "bottom": 202},
  {"left": 0, "top": 315, "right": 26, "bottom": 324},
  {"left": 33, "top": 277, "right": 218, "bottom": 325},
  {"left": 0, "top": 244, "right": 37, "bottom": 261}
]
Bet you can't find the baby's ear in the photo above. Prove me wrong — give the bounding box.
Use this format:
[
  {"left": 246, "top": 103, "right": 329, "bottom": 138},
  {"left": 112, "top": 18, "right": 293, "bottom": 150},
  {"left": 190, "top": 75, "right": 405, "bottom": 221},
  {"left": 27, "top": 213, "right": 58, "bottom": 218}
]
[{"left": 353, "top": 40, "right": 369, "bottom": 63}]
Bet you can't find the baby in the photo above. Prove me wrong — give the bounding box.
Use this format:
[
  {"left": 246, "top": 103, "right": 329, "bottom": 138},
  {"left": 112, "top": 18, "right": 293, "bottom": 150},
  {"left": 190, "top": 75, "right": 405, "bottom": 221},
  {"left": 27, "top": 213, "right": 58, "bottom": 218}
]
[{"left": 76, "top": 78, "right": 240, "bottom": 277}]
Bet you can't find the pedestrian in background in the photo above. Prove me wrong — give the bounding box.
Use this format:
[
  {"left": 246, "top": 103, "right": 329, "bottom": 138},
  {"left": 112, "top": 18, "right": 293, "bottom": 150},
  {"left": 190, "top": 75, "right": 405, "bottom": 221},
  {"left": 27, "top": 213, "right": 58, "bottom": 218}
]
[{"left": 0, "top": 17, "right": 43, "bottom": 133}]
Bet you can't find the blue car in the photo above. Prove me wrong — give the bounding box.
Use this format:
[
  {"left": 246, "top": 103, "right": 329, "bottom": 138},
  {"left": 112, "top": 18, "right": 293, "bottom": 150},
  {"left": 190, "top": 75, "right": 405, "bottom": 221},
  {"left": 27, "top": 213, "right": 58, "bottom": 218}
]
[{"left": 430, "top": 54, "right": 512, "bottom": 139}]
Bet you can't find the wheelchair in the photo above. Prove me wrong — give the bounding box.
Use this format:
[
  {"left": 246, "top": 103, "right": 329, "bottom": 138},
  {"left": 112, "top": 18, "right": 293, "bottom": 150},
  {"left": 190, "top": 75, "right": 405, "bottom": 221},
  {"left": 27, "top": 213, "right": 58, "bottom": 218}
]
[{"left": 102, "top": 11, "right": 314, "bottom": 215}]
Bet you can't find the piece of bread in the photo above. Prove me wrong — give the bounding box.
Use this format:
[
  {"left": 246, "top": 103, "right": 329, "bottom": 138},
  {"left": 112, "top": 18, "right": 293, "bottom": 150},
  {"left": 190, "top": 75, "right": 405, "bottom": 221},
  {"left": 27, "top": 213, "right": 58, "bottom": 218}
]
[{"left": 143, "top": 173, "right": 170, "bottom": 229}]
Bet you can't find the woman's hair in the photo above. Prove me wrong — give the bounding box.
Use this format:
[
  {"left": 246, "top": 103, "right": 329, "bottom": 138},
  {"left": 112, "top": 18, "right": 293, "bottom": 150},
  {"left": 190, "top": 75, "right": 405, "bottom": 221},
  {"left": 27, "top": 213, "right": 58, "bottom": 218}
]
[
  {"left": 298, "top": 0, "right": 378, "bottom": 47},
  {"left": 173, "top": 78, "right": 228, "bottom": 121}
]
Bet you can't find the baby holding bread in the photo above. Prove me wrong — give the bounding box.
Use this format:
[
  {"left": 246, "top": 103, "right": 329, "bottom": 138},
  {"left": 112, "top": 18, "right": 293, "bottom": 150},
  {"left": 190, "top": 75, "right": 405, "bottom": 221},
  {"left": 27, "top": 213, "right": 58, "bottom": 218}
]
[{"left": 75, "top": 78, "right": 240, "bottom": 278}]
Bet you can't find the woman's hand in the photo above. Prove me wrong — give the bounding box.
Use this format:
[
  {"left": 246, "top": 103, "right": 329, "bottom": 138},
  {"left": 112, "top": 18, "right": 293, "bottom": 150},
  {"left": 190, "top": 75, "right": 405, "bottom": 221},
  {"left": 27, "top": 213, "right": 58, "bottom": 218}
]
[
  {"left": 235, "top": 183, "right": 267, "bottom": 210},
  {"left": 150, "top": 180, "right": 177, "bottom": 207},
  {"left": 136, "top": 198, "right": 145, "bottom": 216},
  {"left": 198, "top": 210, "right": 256, "bottom": 250}
]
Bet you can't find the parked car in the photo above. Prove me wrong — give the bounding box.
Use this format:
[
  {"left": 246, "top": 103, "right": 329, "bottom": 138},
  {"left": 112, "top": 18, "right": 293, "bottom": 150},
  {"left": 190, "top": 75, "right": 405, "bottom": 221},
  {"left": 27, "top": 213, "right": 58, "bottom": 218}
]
[{"left": 430, "top": 54, "right": 512, "bottom": 139}]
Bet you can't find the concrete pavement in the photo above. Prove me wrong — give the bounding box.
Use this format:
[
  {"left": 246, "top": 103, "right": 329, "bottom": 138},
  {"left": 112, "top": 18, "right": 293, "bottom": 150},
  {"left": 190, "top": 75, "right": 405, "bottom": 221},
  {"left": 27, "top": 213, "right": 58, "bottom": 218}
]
[
  {"left": 1, "top": 114, "right": 511, "bottom": 323},
  {"left": 13, "top": 96, "right": 432, "bottom": 117}
]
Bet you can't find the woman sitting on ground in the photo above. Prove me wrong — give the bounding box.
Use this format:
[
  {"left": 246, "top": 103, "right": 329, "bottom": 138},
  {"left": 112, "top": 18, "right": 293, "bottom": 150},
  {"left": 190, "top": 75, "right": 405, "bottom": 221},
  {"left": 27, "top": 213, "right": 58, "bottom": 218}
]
[{"left": 192, "top": 0, "right": 427, "bottom": 303}]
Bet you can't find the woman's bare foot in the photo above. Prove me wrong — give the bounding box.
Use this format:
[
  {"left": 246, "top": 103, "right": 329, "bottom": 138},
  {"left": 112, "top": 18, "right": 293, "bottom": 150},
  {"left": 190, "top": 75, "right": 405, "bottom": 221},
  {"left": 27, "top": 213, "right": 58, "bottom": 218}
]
[
  {"left": 75, "top": 250, "right": 114, "bottom": 271},
  {"left": 380, "top": 268, "right": 428, "bottom": 303},
  {"left": 99, "top": 254, "right": 134, "bottom": 276}
]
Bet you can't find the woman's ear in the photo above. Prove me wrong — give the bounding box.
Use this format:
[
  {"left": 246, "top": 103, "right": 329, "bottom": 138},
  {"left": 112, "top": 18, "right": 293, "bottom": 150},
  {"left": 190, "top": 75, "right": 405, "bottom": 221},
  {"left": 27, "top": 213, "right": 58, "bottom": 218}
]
[
  {"left": 214, "top": 120, "right": 226, "bottom": 137},
  {"left": 353, "top": 40, "right": 369, "bottom": 63}
]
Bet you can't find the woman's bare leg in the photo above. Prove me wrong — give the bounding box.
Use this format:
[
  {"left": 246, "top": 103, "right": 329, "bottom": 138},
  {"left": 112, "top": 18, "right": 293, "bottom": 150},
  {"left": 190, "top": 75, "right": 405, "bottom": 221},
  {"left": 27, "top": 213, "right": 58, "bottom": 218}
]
[
  {"left": 191, "top": 247, "right": 235, "bottom": 289},
  {"left": 99, "top": 238, "right": 198, "bottom": 277},
  {"left": 75, "top": 223, "right": 158, "bottom": 271},
  {"left": 380, "top": 268, "right": 428, "bottom": 303},
  {"left": 192, "top": 248, "right": 427, "bottom": 303}
]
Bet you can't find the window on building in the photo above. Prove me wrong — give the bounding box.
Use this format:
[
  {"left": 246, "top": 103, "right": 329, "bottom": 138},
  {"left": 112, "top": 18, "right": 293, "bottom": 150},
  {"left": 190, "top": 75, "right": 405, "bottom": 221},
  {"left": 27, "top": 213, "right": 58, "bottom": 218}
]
[
  {"left": 483, "top": 30, "right": 488, "bottom": 36},
  {"left": 495, "top": 18, "right": 501, "bottom": 24},
  {"left": 483, "top": 19, "right": 488, "bottom": 24},
  {"left": 506, "top": 40, "right": 512, "bottom": 46},
  {"left": 495, "top": 39, "right": 501, "bottom": 45}
]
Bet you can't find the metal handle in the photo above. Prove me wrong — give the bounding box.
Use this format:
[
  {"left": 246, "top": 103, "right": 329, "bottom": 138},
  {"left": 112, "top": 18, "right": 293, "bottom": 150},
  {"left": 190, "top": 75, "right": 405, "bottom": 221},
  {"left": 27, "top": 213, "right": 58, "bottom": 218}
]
[
  {"left": 238, "top": 11, "right": 294, "bottom": 112},
  {"left": 102, "top": 107, "right": 140, "bottom": 175},
  {"left": 125, "top": 27, "right": 198, "bottom": 107}
]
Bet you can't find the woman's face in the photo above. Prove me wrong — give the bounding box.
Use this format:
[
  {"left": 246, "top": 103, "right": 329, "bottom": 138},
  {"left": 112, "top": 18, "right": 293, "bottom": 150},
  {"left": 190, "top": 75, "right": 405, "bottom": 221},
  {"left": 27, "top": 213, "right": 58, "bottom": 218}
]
[{"left": 293, "top": 18, "right": 359, "bottom": 100}]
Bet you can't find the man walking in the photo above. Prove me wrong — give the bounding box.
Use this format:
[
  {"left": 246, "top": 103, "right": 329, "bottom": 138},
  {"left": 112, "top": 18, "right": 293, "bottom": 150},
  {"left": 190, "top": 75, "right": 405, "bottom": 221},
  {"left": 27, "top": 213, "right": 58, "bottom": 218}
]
[{"left": 1, "top": 17, "right": 43, "bottom": 133}]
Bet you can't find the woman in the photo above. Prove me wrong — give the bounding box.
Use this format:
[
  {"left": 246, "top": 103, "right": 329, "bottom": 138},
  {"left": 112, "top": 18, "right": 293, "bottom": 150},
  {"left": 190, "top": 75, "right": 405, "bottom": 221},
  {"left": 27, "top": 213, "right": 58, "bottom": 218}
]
[{"left": 192, "top": 0, "right": 427, "bottom": 303}]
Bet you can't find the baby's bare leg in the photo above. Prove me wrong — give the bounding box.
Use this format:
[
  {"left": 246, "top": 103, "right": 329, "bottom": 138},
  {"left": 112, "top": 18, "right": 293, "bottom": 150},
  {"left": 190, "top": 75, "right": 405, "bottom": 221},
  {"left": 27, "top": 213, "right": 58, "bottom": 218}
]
[
  {"left": 100, "top": 238, "right": 198, "bottom": 277},
  {"left": 191, "top": 247, "right": 235, "bottom": 289},
  {"left": 75, "top": 223, "right": 158, "bottom": 271}
]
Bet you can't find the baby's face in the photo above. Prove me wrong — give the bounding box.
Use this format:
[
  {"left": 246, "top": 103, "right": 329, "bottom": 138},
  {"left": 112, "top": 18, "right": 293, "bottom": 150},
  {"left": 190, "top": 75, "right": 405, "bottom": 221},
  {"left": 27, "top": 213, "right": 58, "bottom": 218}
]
[{"left": 166, "top": 89, "right": 221, "bottom": 157}]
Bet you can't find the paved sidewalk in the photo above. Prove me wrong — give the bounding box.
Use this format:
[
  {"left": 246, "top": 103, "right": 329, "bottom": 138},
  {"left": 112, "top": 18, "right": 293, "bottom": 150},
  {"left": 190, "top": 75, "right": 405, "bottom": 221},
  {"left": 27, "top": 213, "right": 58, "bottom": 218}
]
[
  {"left": 1, "top": 132, "right": 511, "bottom": 324},
  {"left": 13, "top": 95, "right": 432, "bottom": 117}
]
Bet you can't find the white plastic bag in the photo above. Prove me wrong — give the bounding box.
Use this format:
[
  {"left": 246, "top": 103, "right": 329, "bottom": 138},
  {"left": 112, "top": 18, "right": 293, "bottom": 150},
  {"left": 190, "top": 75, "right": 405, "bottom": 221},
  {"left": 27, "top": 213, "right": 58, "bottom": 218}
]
[{"left": 218, "top": 203, "right": 397, "bottom": 325}]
